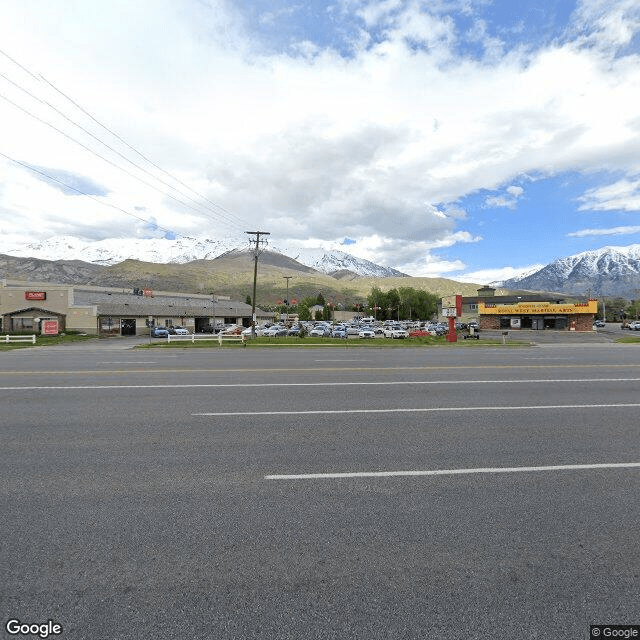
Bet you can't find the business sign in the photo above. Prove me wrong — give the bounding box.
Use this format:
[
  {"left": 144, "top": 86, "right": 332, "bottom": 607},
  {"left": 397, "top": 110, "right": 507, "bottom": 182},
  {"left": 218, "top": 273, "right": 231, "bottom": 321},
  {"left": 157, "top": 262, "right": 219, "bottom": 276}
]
[
  {"left": 479, "top": 300, "right": 598, "bottom": 315},
  {"left": 43, "top": 320, "right": 59, "bottom": 335},
  {"left": 441, "top": 294, "right": 463, "bottom": 317},
  {"left": 25, "top": 291, "right": 46, "bottom": 300}
]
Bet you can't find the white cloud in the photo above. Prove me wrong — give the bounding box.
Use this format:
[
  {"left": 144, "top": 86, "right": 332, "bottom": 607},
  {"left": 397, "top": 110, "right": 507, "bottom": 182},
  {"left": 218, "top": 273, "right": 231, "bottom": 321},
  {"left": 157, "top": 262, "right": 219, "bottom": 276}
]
[
  {"left": 0, "top": 0, "right": 640, "bottom": 276},
  {"left": 577, "top": 177, "right": 640, "bottom": 211},
  {"left": 454, "top": 264, "right": 547, "bottom": 284},
  {"left": 568, "top": 225, "right": 640, "bottom": 237},
  {"left": 484, "top": 185, "right": 525, "bottom": 209}
]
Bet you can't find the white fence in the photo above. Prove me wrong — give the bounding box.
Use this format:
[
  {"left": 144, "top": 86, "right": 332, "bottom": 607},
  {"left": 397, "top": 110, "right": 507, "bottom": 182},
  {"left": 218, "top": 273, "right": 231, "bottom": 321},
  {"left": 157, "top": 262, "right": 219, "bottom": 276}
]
[
  {"left": 165, "top": 333, "right": 246, "bottom": 346},
  {"left": 4, "top": 334, "right": 36, "bottom": 344}
]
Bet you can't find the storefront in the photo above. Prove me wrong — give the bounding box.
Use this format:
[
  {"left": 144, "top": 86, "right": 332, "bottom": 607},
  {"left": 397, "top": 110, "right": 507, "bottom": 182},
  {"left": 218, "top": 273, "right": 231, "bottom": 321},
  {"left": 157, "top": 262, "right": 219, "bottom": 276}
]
[
  {"left": 479, "top": 300, "right": 598, "bottom": 331},
  {"left": 1, "top": 280, "right": 270, "bottom": 336}
]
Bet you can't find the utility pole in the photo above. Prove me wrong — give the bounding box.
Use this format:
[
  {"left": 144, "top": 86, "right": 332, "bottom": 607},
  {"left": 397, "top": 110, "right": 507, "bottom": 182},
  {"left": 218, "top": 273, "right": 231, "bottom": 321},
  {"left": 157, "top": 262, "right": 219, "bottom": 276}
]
[
  {"left": 246, "top": 231, "right": 270, "bottom": 336},
  {"left": 282, "top": 275, "right": 293, "bottom": 324}
]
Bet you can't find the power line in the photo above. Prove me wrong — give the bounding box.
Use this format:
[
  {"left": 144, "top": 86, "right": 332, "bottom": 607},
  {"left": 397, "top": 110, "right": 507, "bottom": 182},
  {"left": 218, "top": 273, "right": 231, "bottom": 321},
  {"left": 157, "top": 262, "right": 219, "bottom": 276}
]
[
  {"left": 0, "top": 88, "right": 236, "bottom": 229},
  {"left": 0, "top": 47, "right": 252, "bottom": 231},
  {"left": 0, "top": 150, "right": 178, "bottom": 238},
  {"left": 0, "top": 69, "right": 244, "bottom": 230},
  {"left": 38, "top": 72, "right": 248, "bottom": 229}
]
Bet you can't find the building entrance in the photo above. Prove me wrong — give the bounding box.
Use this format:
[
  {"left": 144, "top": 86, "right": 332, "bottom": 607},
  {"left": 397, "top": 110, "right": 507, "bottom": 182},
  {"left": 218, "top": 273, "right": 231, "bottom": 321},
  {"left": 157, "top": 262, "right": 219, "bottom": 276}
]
[{"left": 121, "top": 318, "right": 136, "bottom": 335}]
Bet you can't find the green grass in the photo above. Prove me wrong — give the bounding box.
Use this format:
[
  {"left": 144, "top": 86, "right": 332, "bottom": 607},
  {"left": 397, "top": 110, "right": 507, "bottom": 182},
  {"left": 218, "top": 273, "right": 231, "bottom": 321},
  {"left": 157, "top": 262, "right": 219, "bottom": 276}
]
[
  {"left": 616, "top": 335, "right": 640, "bottom": 343},
  {"left": 0, "top": 333, "right": 97, "bottom": 350},
  {"left": 137, "top": 335, "right": 529, "bottom": 348}
]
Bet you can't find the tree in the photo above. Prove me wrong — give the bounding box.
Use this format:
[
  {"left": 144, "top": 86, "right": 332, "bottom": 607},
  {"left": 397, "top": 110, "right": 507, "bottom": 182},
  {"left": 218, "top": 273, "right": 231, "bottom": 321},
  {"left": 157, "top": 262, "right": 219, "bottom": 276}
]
[
  {"left": 298, "top": 303, "right": 312, "bottom": 322},
  {"left": 245, "top": 295, "right": 252, "bottom": 306},
  {"left": 366, "top": 286, "right": 438, "bottom": 321}
]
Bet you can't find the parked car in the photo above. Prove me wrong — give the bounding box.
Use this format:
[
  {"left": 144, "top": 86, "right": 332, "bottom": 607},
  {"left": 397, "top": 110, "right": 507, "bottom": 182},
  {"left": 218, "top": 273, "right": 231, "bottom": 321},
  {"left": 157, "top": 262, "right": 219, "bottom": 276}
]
[
  {"left": 173, "top": 327, "right": 189, "bottom": 335},
  {"left": 310, "top": 325, "right": 331, "bottom": 337},
  {"left": 593, "top": 320, "right": 605, "bottom": 328},
  {"left": 263, "top": 325, "right": 287, "bottom": 336},
  {"left": 200, "top": 324, "right": 220, "bottom": 333},
  {"left": 383, "top": 326, "right": 409, "bottom": 339},
  {"left": 151, "top": 327, "right": 169, "bottom": 337},
  {"left": 628, "top": 320, "right": 640, "bottom": 331},
  {"left": 287, "top": 325, "right": 303, "bottom": 336},
  {"left": 331, "top": 327, "right": 348, "bottom": 338},
  {"left": 358, "top": 328, "right": 375, "bottom": 339}
]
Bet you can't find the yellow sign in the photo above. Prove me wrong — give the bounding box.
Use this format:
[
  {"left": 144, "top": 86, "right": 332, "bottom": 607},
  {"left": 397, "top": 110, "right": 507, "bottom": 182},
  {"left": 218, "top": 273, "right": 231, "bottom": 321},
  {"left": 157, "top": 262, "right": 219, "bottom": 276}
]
[{"left": 479, "top": 300, "right": 598, "bottom": 315}]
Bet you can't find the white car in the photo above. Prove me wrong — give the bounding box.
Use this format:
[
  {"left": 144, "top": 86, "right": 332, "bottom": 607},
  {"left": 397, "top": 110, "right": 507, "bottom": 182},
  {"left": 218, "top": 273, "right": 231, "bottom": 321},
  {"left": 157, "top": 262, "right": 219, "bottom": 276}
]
[
  {"left": 358, "top": 328, "right": 375, "bottom": 339},
  {"left": 384, "top": 326, "right": 409, "bottom": 339},
  {"left": 173, "top": 327, "right": 189, "bottom": 335},
  {"left": 309, "top": 325, "right": 331, "bottom": 337}
]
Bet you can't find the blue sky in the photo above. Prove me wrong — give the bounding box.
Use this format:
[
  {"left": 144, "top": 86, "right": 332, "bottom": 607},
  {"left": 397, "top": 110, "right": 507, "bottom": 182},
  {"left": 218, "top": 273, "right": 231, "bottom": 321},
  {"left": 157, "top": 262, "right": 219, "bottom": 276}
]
[{"left": 0, "top": 0, "right": 639, "bottom": 281}]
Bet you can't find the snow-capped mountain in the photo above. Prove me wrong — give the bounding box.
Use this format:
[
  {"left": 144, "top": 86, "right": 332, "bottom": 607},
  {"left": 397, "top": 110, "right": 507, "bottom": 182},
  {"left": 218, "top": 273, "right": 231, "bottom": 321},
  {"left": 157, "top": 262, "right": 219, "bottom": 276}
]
[
  {"left": 1, "top": 235, "right": 406, "bottom": 278},
  {"left": 275, "top": 247, "right": 407, "bottom": 278},
  {"left": 500, "top": 244, "right": 640, "bottom": 297}
]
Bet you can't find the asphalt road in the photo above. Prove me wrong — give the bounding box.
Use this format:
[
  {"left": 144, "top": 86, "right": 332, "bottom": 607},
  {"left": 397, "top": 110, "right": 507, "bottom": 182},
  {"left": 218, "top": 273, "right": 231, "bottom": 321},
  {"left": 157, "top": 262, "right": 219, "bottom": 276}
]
[{"left": 1, "top": 342, "right": 640, "bottom": 639}]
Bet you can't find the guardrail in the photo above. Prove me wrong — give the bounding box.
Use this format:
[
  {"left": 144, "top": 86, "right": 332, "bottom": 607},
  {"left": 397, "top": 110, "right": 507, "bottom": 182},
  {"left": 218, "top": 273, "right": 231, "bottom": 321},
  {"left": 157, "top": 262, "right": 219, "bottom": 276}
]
[
  {"left": 165, "top": 333, "right": 246, "bottom": 346},
  {"left": 3, "top": 334, "right": 36, "bottom": 344}
]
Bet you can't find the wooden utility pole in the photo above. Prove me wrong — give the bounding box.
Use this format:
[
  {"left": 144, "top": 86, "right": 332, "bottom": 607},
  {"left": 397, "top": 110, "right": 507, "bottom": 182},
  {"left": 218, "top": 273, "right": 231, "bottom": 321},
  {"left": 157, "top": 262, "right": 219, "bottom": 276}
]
[
  {"left": 246, "top": 231, "right": 270, "bottom": 336},
  {"left": 282, "top": 275, "right": 292, "bottom": 322}
]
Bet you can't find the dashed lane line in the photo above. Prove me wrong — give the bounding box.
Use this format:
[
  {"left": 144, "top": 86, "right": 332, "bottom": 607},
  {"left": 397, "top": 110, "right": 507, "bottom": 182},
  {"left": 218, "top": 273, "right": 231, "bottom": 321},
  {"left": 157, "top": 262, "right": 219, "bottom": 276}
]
[
  {"left": 265, "top": 462, "right": 640, "bottom": 481},
  {"left": 195, "top": 403, "right": 640, "bottom": 417}
]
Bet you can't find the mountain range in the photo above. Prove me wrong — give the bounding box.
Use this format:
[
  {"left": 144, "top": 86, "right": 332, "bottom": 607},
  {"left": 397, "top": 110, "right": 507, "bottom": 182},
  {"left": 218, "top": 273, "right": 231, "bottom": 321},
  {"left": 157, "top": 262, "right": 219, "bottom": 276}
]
[
  {"left": 2, "top": 235, "right": 406, "bottom": 279},
  {"left": 498, "top": 244, "right": 640, "bottom": 298},
  {"left": 1, "top": 235, "right": 639, "bottom": 299}
]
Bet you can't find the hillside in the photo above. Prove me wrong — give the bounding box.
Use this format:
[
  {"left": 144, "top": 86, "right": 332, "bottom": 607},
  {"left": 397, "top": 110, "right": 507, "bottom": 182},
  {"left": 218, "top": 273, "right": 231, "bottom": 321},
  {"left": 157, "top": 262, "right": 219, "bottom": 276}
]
[{"left": 0, "top": 251, "right": 490, "bottom": 307}]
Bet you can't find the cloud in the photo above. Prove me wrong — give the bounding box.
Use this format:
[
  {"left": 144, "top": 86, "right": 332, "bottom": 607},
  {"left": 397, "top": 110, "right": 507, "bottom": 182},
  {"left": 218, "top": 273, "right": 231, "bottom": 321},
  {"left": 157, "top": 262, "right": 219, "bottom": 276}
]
[
  {"left": 454, "top": 264, "right": 547, "bottom": 284},
  {"left": 577, "top": 177, "right": 640, "bottom": 211},
  {"left": 568, "top": 225, "right": 640, "bottom": 237},
  {"left": 484, "top": 185, "right": 525, "bottom": 209},
  {"left": 32, "top": 167, "right": 109, "bottom": 197},
  {"left": 0, "top": 0, "right": 640, "bottom": 275}
]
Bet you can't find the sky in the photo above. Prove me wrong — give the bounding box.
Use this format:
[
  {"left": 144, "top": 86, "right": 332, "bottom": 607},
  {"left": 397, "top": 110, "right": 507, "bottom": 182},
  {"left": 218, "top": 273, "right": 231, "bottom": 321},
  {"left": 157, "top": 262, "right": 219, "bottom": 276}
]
[{"left": 0, "top": 0, "right": 640, "bottom": 281}]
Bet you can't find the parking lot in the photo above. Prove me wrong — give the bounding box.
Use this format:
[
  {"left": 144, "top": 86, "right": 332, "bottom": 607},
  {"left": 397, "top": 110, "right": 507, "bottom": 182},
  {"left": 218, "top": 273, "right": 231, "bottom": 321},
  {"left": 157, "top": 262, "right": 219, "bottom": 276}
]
[{"left": 1, "top": 343, "right": 639, "bottom": 639}]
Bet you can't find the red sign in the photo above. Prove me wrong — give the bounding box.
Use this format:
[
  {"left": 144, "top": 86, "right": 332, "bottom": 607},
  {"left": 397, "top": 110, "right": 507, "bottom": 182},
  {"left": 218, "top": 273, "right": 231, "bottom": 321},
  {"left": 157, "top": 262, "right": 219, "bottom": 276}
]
[
  {"left": 143, "top": 289, "right": 153, "bottom": 297},
  {"left": 43, "top": 320, "right": 59, "bottom": 335},
  {"left": 25, "top": 291, "right": 46, "bottom": 300}
]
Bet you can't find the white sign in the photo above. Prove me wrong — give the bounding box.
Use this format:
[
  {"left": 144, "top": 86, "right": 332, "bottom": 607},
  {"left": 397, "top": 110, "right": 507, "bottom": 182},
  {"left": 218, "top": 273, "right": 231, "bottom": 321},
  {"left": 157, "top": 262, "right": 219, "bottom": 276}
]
[{"left": 442, "top": 308, "right": 458, "bottom": 317}]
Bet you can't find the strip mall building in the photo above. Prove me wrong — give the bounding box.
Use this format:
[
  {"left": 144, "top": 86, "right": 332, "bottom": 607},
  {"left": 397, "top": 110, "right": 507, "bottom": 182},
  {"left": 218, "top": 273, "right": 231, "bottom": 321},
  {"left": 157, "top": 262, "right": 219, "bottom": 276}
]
[
  {"left": 478, "top": 298, "right": 598, "bottom": 331},
  {"left": 444, "top": 287, "right": 598, "bottom": 331},
  {"left": 0, "top": 280, "right": 271, "bottom": 336}
]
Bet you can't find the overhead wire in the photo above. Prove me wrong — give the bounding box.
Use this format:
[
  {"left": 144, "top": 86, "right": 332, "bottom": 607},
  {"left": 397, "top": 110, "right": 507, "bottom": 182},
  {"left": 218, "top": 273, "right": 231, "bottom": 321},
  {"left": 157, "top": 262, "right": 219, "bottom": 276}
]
[
  {"left": 0, "top": 69, "right": 244, "bottom": 230},
  {"left": 0, "top": 88, "right": 241, "bottom": 232},
  {"left": 38, "top": 73, "right": 248, "bottom": 229},
  {"left": 0, "top": 48, "right": 253, "bottom": 234},
  {"left": 0, "top": 150, "right": 178, "bottom": 238}
]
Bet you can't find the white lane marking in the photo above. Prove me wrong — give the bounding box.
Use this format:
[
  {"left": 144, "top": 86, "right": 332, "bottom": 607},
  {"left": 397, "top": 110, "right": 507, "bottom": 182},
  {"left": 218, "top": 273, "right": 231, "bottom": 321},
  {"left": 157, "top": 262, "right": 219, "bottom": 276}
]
[
  {"left": 1, "top": 378, "right": 640, "bottom": 391},
  {"left": 195, "top": 403, "right": 640, "bottom": 417},
  {"left": 265, "top": 462, "right": 640, "bottom": 481}
]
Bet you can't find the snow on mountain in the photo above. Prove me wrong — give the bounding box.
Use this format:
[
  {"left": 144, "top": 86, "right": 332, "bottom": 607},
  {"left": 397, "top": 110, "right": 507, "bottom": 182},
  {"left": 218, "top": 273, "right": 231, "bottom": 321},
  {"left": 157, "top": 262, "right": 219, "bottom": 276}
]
[
  {"left": 273, "top": 246, "right": 407, "bottom": 278},
  {"left": 1, "top": 235, "right": 406, "bottom": 278},
  {"left": 500, "top": 244, "right": 640, "bottom": 297}
]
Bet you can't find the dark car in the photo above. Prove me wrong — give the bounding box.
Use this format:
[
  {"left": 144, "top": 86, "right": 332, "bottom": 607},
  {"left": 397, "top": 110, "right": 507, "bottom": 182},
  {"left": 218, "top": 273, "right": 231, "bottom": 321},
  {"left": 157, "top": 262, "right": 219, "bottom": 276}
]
[{"left": 200, "top": 324, "right": 219, "bottom": 333}]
